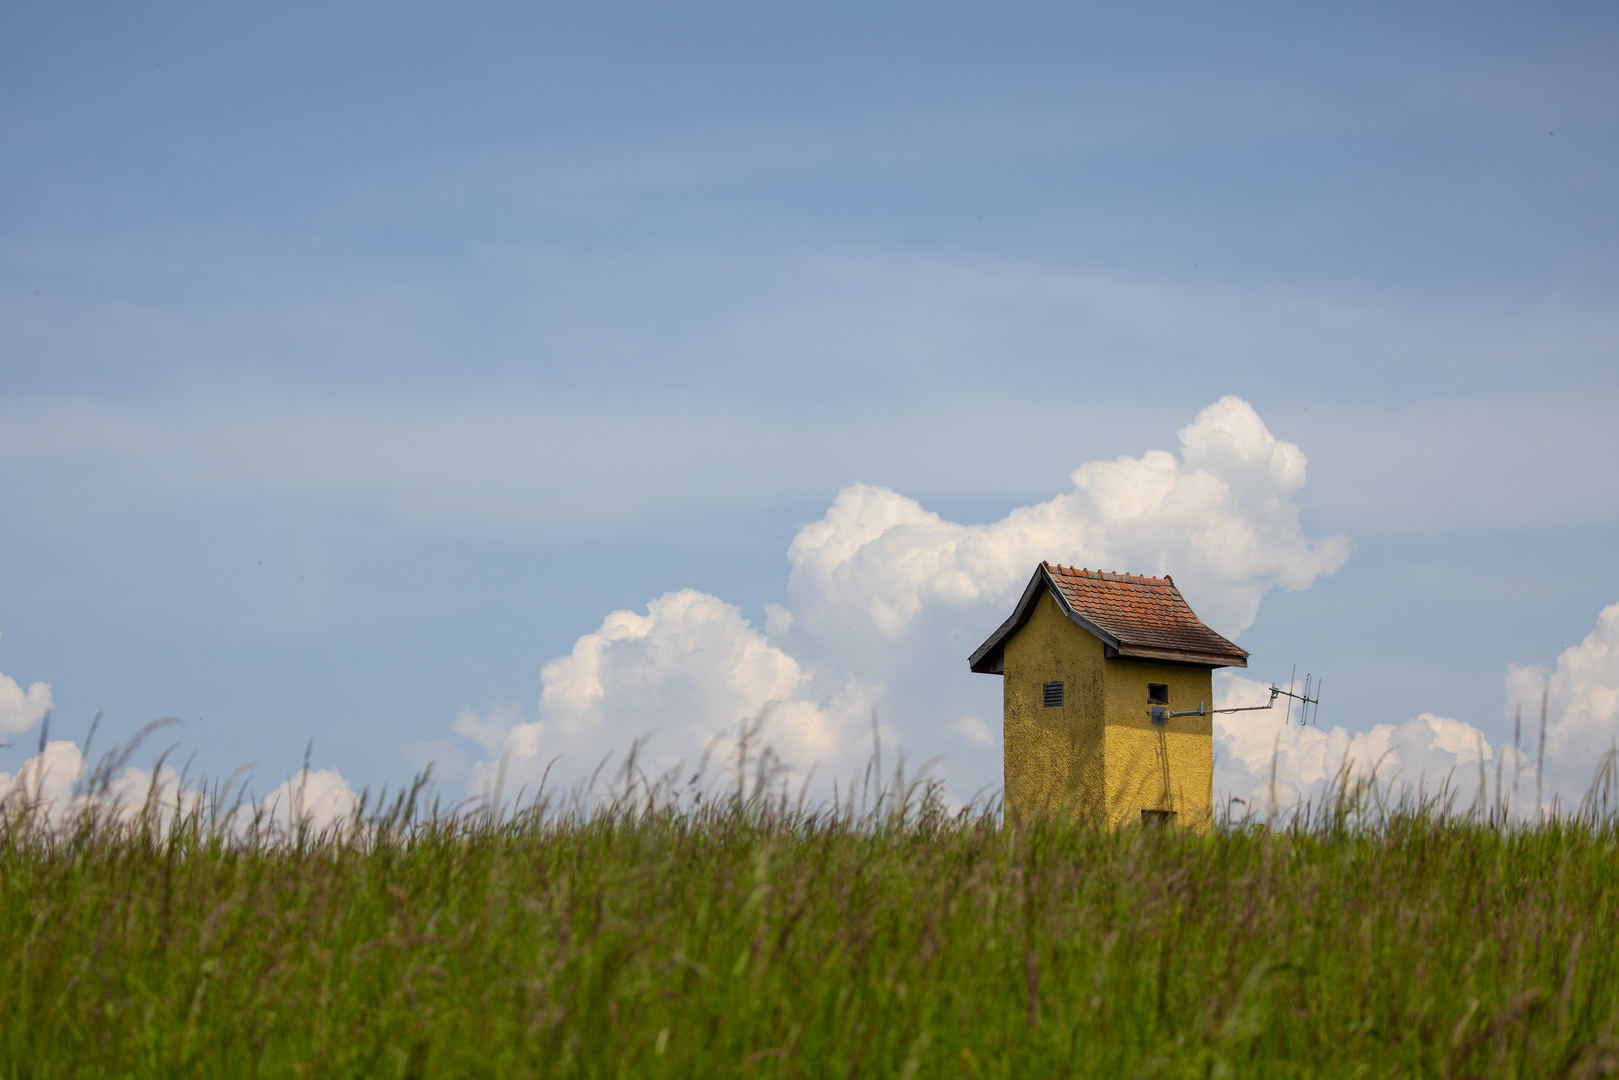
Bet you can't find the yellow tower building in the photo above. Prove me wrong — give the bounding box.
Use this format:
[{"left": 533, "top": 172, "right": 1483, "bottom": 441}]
[{"left": 968, "top": 562, "right": 1248, "bottom": 829}]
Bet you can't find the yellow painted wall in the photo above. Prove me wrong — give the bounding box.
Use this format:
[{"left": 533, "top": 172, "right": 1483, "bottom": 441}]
[
  {"left": 1001, "top": 587, "right": 1214, "bottom": 830},
  {"left": 1100, "top": 655, "right": 1214, "bottom": 831},
  {"left": 1002, "top": 590, "right": 1106, "bottom": 822}
]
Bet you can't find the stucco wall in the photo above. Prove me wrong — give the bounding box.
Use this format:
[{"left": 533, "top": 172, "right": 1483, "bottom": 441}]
[
  {"left": 1002, "top": 589, "right": 1106, "bottom": 822},
  {"left": 1000, "top": 587, "right": 1215, "bottom": 830},
  {"left": 1100, "top": 656, "right": 1214, "bottom": 830}
]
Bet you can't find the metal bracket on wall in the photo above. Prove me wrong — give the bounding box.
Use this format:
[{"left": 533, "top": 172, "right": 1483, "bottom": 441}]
[
  {"left": 1146, "top": 668, "right": 1322, "bottom": 727},
  {"left": 1149, "top": 701, "right": 1206, "bottom": 725},
  {"left": 1187, "top": 669, "right": 1323, "bottom": 726}
]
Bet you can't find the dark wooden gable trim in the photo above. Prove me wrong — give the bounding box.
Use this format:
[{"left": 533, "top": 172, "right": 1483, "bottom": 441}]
[{"left": 967, "top": 564, "right": 1121, "bottom": 674}]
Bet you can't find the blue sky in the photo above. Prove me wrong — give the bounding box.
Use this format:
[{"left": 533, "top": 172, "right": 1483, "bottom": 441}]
[{"left": 3, "top": 2, "right": 1617, "bottom": 810}]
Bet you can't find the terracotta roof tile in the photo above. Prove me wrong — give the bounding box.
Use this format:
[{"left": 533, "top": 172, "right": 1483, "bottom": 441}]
[{"left": 1041, "top": 561, "right": 1248, "bottom": 667}]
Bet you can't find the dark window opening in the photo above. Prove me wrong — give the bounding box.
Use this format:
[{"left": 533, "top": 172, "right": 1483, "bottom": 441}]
[
  {"left": 1141, "top": 809, "right": 1177, "bottom": 827},
  {"left": 1043, "top": 681, "right": 1064, "bottom": 707},
  {"left": 1147, "top": 683, "right": 1169, "bottom": 705}
]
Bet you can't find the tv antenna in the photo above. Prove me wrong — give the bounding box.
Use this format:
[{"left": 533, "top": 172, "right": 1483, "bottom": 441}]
[
  {"left": 1148, "top": 664, "right": 1322, "bottom": 725},
  {"left": 1276, "top": 667, "right": 1322, "bottom": 726}
]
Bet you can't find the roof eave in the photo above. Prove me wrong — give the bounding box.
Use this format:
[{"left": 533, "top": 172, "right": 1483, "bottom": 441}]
[{"left": 1113, "top": 643, "right": 1249, "bottom": 669}]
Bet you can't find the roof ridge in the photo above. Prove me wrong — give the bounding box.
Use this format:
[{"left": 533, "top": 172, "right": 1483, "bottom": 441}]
[{"left": 1043, "top": 560, "right": 1170, "bottom": 586}]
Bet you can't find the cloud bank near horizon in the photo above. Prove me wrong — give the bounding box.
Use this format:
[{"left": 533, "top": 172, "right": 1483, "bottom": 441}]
[
  {"left": 1212, "top": 598, "right": 1619, "bottom": 818},
  {"left": 0, "top": 739, "right": 362, "bottom": 836},
  {"left": 1504, "top": 601, "right": 1619, "bottom": 811},
  {"left": 6, "top": 395, "right": 1610, "bottom": 821},
  {"left": 1212, "top": 672, "right": 1509, "bottom": 816}
]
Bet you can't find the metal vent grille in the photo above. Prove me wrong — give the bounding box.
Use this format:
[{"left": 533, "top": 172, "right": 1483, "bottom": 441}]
[{"left": 1043, "top": 681, "right": 1064, "bottom": 708}]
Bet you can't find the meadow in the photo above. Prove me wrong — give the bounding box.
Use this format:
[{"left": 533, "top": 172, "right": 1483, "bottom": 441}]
[{"left": 2, "top": 743, "right": 1618, "bottom": 1079}]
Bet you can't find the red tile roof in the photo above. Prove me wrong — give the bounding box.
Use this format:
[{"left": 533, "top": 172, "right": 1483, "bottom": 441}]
[
  {"left": 1042, "top": 562, "right": 1248, "bottom": 667},
  {"left": 968, "top": 562, "right": 1248, "bottom": 672}
]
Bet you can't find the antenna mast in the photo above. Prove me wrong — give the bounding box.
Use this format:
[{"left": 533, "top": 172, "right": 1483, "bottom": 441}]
[{"left": 1153, "top": 667, "right": 1322, "bottom": 724}]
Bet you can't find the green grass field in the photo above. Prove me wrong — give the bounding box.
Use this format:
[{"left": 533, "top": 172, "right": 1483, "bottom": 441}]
[{"left": 3, "top": 755, "right": 1618, "bottom": 1079}]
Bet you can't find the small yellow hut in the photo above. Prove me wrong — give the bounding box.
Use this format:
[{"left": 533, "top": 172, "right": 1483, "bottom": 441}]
[{"left": 968, "top": 562, "right": 1248, "bottom": 829}]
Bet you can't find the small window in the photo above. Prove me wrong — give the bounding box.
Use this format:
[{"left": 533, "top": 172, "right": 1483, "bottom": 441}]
[
  {"left": 1141, "top": 809, "right": 1177, "bottom": 827},
  {"left": 1042, "top": 681, "right": 1064, "bottom": 707},
  {"left": 1147, "top": 683, "right": 1169, "bottom": 705}
]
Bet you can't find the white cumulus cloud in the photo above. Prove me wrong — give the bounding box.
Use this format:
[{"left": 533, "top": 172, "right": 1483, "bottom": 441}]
[
  {"left": 0, "top": 660, "right": 53, "bottom": 736},
  {"left": 786, "top": 395, "right": 1350, "bottom": 640},
  {"left": 256, "top": 767, "right": 363, "bottom": 834},
  {"left": 1504, "top": 601, "right": 1619, "bottom": 812},
  {"left": 0, "top": 738, "right": 362, "bottom": 837},
  {"left": 0, "top": 740, "right": 86, "bottom": 811},
  {"left": 462, "top": 588, "right": 878, "bottom": 802},
  {"left": 0, "top": 741, "right": 210, "bottom": 829},
  {"left": 1213, "top": 672, "right": 1505, "bottom": 818},
  {"left": 445, "top": 396, "right": 1351, "bottom": 804}
]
